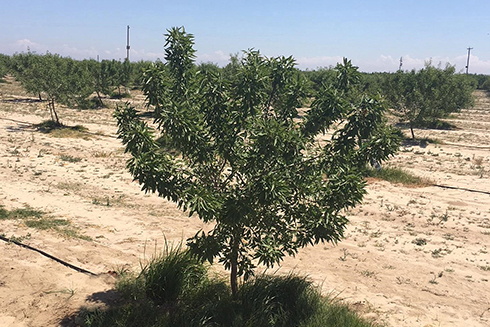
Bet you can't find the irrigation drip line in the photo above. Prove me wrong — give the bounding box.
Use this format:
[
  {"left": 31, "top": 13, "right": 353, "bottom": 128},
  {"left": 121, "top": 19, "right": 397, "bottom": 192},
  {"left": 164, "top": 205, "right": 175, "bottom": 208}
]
[
  {"left": 441, "top": 142, "right": 490, "bottom": 150},
  {"left": 432, "top": 184, "right": 490, "bottom": 196},
  {"left": 0, "top": 235, "right": 98, "bottom": 276},
  {"left": 0, "top": 117, "right": 34, "bottom": 126}
]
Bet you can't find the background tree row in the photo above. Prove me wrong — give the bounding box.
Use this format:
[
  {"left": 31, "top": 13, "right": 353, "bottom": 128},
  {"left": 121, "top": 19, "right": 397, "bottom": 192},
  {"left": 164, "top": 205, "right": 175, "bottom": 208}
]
[{"left": 0, "top": 51, "right": 482, "bottom": 132}]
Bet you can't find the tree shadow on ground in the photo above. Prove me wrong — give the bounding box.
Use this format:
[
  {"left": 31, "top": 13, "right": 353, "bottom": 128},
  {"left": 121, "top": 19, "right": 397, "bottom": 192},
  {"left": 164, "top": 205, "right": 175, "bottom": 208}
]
[
  {"left": 0, "top": 97, "right": 44, "bottom": 103},
  {"left": 395, "top": 120, "right": 459, "bottom": 131},
  {"left": 59, "top": 289, "right": 121, "bottom": 327}
]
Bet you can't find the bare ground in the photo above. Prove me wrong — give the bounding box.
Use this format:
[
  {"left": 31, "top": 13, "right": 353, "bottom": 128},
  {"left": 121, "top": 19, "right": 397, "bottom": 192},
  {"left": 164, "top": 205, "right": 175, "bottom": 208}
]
[{"left": 0, "top": 78, "right": 489, "bottom": 327}]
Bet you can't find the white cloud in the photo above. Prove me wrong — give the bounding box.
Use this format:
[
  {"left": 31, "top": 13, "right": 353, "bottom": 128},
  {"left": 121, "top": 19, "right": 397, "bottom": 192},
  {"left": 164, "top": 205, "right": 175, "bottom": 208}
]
[
  {"left": 60, "top": 44, "right": 99, "bottom": 59},
  {"left": 196, "top": 51, "right": 230, "bottom": 66},
  {"left": 9, "top": 39, "right": 44, "bottom": 53},
  {"left": 352, "top": 54, "right": 490, "bottom": 74},
  {"left": 5, "top": 39, "right": 490, "bottom": 74},
  {"left": 130, "top": 49, "right": 165, "bottom": 61},
  {"left": 295, "top": 55, "right": 344, "bottom": 69}
]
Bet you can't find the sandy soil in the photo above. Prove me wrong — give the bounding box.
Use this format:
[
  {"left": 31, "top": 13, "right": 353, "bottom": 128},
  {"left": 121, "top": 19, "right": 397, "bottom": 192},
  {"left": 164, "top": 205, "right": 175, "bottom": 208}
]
[{"left": 0, "top": 77, "right": 489, "bottom": 327}]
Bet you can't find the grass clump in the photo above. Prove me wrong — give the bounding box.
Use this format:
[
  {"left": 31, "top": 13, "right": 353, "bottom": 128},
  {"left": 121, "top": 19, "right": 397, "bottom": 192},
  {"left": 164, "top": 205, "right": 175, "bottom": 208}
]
[
  {"left": 141, "top": 243, "right": 208, "bottom": 305},
  {"left": 238, "top": 274, "right": 321, "bottom": 327},
  {"left": 77, "top": 244, "right": 378, "bottom": 327},
  {"left": 35, "top": 120, "right": 90, "bottom": 139},
  {"left": 365, "top": 167, "right": 429, "bottom": 186}
]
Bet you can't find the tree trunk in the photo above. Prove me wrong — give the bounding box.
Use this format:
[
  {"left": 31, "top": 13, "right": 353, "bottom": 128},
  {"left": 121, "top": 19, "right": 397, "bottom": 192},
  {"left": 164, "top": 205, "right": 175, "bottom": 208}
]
[
  {"left": 231, "top": 258, "right": 238, "bottom": 297},
  {"left": 230, "top": 236, "right": 239, "bottom": 298},
  {"left": 409, "top": 121, "right": 415, "bottom": 140},
  {"left": 48, "top": 103, "right": 55, "bottom": 122},
  {"left": 96, "top": 90, "right": 104, "bottom": 107},
  {"left": 38, "top": 93, "right": 42, "bottom": 101},
  {"left": 51, "top": 100, "right": 60, "bottom": 126}
]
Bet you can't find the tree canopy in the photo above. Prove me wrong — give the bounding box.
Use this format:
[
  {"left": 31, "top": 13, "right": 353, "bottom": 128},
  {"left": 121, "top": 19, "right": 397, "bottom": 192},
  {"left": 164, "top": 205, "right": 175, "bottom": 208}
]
[{"left": 115, "top": 27, "right": 400, "bottom": 295}]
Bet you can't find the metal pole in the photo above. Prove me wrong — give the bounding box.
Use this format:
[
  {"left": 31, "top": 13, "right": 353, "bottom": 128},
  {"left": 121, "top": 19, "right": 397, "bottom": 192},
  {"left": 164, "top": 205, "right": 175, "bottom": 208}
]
[
  {"left": 126, "top": 25, "right": 130, "bottom": 61},
  {"left": 398, "top": 56, "right": 403, "bottom": 71},
  {"left": 465, "top": 47, "right": 473, "bottom": 74}
]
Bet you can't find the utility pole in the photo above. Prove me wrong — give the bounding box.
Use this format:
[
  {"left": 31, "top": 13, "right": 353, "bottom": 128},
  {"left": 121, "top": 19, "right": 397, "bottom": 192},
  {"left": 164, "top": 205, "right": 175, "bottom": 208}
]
[
  {"left": 126, "top": 25, "right": 130, "bottom": 61},
  {"left": 398, "top": 56, "right": 403, "bottom": 71},
  {"left": 465, "top": 47, "right": 473, "bottom": 74}
]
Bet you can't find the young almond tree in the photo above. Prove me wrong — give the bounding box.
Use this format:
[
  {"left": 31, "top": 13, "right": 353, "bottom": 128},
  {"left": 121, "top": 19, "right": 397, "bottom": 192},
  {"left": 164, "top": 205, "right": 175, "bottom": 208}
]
[
  {"left": 383, "top": 63, "right": 474, "bottom": 139},
  {"left": 115, "top": 27, "right": 400, "bottom": 296}
]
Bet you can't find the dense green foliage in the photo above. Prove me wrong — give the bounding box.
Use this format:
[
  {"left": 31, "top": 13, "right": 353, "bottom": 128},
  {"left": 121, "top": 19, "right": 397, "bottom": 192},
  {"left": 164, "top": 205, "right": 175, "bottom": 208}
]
[
  {"left": 115, "top": 27, "right": 400, "bottom": 294},
  {"left": 78, "top": 246, "right": 378, "bottom": 327}
]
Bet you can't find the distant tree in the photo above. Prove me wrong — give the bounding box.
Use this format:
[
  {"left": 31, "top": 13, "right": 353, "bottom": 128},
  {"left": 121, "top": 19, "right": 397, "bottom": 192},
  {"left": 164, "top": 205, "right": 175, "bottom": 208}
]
[
  {"left": 86, "top": 59, "right": 120, "bottom": 106},
  {"left": 303, "top": 66, "right": 337, "bottom": 94},
  {"left": 221, "top": 53, "right": 240, "bottom": 80},
  {"left": 115, "top": 27, "right": 400, "bottom": 296},
  {"left": 118, "top": 59, "right": 133, "bottom": 95},
  {"left": 479, "top": 75, "right": 490, "bottom": 92},
  {"left": 10, "top": 52, "right": 45, "bottom": 100},
  {"left": 0, "top": 54, "right": 10, "bottom": 80},
  {"left": 62, "top": 58, "right": 93, "bottom": 108},
  {"left": 130, "top": 60, "right": 153, "bottom": 89},
  {"left": 11, "top": 52, "right": 92, "bottom": 124},
  {"left": 197, "top": 62, "right": 221, "bottom": 74},
  {"left": 383, "top": 63, "right": 474, "bottom": 139}
]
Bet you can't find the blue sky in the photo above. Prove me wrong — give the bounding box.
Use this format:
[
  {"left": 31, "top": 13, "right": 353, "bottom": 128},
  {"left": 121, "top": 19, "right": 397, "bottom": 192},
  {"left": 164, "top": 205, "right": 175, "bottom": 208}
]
[{"left": 2, "top": 0, "right": 490, "bottom": 73}]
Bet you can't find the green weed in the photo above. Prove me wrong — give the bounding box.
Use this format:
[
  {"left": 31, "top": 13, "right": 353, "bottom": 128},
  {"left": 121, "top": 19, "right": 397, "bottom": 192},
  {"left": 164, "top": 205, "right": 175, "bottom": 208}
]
[
  {"left": 60, "top": 154, "right": 82, "bottom": 163},
  {"left": 365, "top": 167, "right": 430, "bottom": 186},
  {"left": 0, "top": 206, "right": 44, "bottom": 220}
]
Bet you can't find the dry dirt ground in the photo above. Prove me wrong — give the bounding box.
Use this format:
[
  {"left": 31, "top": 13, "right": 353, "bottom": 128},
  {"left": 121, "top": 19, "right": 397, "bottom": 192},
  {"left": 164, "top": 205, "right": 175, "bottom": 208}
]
[{"left": 0, "top": 77, "right": 489, "bottom": 327}]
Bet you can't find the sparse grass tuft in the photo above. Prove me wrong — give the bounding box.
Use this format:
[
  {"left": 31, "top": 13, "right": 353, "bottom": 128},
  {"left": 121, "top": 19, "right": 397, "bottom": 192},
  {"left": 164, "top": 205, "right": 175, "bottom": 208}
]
[
  {"left": 365, "top": 167, "right": 430, "bottom": 186},
  {"left": 0, "top": 205, "right": 91, "bottom": 241},
  {"left": 24, "top": 218, "right": 70, "bottom": 229},
  {"left": 60, "top": 154, "right": 82, "bottom": 163},
  {"left": 412, "top": 238, "right": 428, "bottom": 246},
  {"left": 93, "top": 151, "right": 112, "bottom": 158},
  {"left": 0, "top": 206, "right": 44, "bottom": 220}
]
